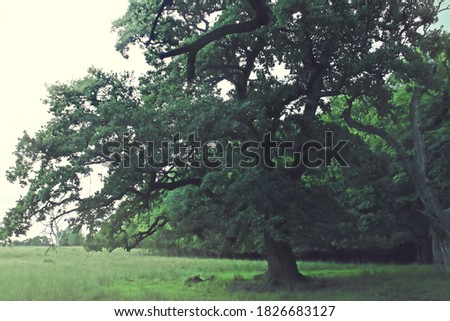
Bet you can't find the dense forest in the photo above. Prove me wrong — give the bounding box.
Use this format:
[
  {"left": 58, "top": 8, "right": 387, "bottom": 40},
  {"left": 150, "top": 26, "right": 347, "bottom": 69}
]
[{"left": 1, "top": 0, "right": 449, "bottom": 286}]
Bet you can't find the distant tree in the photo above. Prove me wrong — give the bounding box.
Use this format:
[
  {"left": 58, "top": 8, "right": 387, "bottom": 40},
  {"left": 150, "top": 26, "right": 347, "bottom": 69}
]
[
  {"left": 59, "top": 228, "right": 85, "bottom": 247},
  {"left": 12, "top": 235, "right": 51, "bottom": 247}
]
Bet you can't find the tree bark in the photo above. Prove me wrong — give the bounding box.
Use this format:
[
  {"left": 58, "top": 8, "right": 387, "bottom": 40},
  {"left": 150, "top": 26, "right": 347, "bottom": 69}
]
[
  {"left": 415, "top": 239, "right": 432, "bottom": 264},
  {"left": 263, "top": 232, "right": 305, "bottom": 286},
  {"left": 431, "top": 227, "right": 450, "bottom": 274}
]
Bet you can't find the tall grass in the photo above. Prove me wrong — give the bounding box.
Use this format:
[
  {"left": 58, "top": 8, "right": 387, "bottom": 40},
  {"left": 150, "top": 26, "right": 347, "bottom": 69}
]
[{"left": 0, "top": 247, "right": 448, "bottom": 300}]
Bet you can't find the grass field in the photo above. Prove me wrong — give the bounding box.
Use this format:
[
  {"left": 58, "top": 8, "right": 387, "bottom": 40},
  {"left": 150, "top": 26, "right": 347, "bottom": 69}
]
[{"left": 0, "top": 246, "right": 449, "bottom": 300}]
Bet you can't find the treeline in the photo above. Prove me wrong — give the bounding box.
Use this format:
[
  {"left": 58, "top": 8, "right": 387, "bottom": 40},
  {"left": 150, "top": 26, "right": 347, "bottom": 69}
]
[
  {"left": 6, "top": 230, "right": 84, "bottom": 247},
  {"left": 136, "top": 227, "right": 431, "bottom": 265}
]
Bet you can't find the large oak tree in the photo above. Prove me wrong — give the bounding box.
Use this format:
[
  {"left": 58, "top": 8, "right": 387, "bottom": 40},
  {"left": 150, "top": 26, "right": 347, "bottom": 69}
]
[{"left": 2, "top": 0, "right": 444, "bottom": 284}]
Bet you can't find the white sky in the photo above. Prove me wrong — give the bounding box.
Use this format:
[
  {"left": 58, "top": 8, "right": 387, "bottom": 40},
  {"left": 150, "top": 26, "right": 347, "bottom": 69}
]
[
  {"left": 0, "top": 0, "right": 148, "bottom": 237},
  {"left": 0, "top": 1, "right": 449, "bottom": 239}
]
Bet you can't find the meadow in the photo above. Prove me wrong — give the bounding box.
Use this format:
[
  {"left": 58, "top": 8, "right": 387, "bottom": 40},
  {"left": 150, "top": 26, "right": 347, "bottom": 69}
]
[{"left": 0, "top": 246, "right": 449, "bottom": 300}]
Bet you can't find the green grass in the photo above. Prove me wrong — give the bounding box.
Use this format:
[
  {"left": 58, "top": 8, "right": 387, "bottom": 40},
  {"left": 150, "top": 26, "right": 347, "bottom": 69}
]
[{"left": 0, "top": 246, "right": 449, "bottom": 300}]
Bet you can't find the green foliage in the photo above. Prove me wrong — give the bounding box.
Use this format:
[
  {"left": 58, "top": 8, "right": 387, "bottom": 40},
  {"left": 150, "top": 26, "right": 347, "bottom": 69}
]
[
  {"left": 3, "top": 1, "right": 446, "bottom": 264},
  {"left": 11, "top": 236, "right": 51, "bottom": 247},
  {"left": 59, "top": 229, "right": 85, "bottom": 247},
  {"left": 299, "top": 121, "right": 421, "bottom": 255},
  {"left": 323, "top": 29, "right": 450, "bottom": 266}
]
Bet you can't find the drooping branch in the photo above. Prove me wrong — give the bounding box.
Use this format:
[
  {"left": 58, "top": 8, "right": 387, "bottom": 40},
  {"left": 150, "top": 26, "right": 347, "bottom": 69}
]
[
  {"left": 124, "top": 215, "right": 168, "bottom": 251},
  {"left": 158, "top": 0, "right": 271, "bottom": 80},
  {"left": 435, "top": 139, "right": 450, "bottom": 155},
  {"left": 343, "top": 96, "right": 449, "bottom": 229},
  {"left": 53, "top": 184, "right": 150, "bottom": 221},
  {"left": 342, "top": 98, "right": 412, "bottom": 165},
  {"left": 49, "top": 208, "right": 80, "bottom": 224}
]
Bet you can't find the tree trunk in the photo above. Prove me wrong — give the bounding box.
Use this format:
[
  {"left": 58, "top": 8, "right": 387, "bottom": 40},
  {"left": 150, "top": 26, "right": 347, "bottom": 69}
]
[
  {"left": 415, "top": 239, "right": 432, "bottom": 264},
  {"left": 431, "top": 227, "right": 450, "bottom": 274},
  {"left": 263, "top": 232, "right": 305, "bottom": 286}
]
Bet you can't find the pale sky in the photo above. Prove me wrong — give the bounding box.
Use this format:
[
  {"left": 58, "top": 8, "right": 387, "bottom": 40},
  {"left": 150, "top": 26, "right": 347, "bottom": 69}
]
[
  {"left": 0, "top": 0, "right": 148, "bottom": 237},
  {"left": 0, "top": 1, "right": 448, "bottom": 239}
]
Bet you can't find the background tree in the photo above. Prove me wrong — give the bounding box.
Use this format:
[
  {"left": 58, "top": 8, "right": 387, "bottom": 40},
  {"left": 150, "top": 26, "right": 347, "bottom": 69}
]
[
  {"left": 11, "top": 236, "right": 51, "bottom": 247},
  {"left": 59, "top": 228, "right": 85, "bottom": 247},
  {"left": 341, "top": 28, "right": 450, "bottom": 273},
  {"left": 307, "top": 119, "right": 432, "bottom": 263}
]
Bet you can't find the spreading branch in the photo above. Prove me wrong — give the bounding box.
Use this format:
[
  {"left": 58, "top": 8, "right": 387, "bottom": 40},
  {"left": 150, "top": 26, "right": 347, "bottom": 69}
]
[
  {"left": 343, "top": 96, "right": 449, "bottom": 229},
  {"left": 148, "top": 0, "right": 174, "bottom": 45},
  {"left": 342, "top": 97, "right": 412, "bottom": 164},
  {"left": 153, "top": 177, "right": 202, "bottom": 191},
  {"left": 158, "top": 0, "right": 270, "bottom": 80},
  {"left": 124, "top": 216, "right": 168, "bottom": 251}
]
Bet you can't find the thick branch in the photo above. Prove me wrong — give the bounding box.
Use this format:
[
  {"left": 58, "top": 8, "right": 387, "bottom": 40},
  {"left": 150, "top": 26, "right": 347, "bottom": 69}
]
[
  {"left": 208, "top": 37, "right": 265, "bottom": 102},
  {"left": 410, "top": 86, "right": 427, "bottom": 173},
  {"left": 288, "top": 66, "right": 324, "bottom": 179},
  {"left": 159, "top": 0, "right": 270, "bottom": 80},
  {"left": 236, "top": 37, "right": 265, "bottom": 99},
  {"left": 49, "top": 208, "right": 80, "bottom": 223},
  {"left": 124, "top": 216, "right": 168, "bottom": 251},
  {"left": 48, "top": 195, "right": 81, "bottom": 207},
  {"left": 342, "top": 99, "right": 412, "bottom": 164},
  {"left": 343, "top": 98, "right": 449, "bottom": 229},
  {"left": 153, "top": 177, "right": 202, "bottom": 191},
  {"left": 148, "top": 0, "right": 173, "bottom": 44}
]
